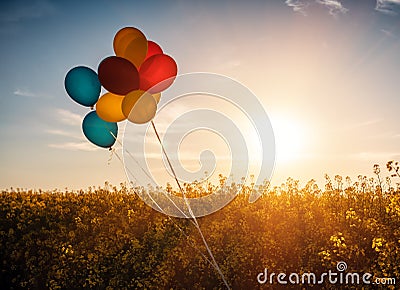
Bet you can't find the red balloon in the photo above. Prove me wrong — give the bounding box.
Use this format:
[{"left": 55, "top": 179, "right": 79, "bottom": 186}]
[
  {"left": 98, "top": 56, "right": 139, "bottom": 95},
  {"left": 139, "top": 54, "right": 177, "bottom": 94},
  {"left": 143, "top": 41, "right": 163, "bottom": 62}
]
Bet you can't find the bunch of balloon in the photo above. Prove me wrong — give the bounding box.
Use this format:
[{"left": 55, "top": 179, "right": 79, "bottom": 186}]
[{"left": 64, "top": 27, "right": 178, "bottom": 149}]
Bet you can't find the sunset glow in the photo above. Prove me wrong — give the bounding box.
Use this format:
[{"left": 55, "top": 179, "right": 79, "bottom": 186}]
[{"left": 0, "top": 1, "right": 399, "bottom": 189}]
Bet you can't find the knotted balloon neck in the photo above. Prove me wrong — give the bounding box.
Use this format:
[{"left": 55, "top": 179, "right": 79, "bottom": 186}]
[{"left": 107, "top": 147, "right": 115, "bottom": 165}]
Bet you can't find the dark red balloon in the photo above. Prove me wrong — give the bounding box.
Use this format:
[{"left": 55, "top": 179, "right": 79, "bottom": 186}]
[
  {"left": 143, "top": 41, "right": 163, "bottom": 62},
  {"left": 98, "top": 56, "right": 139, "bottom": 95},
  {"left": 139, "top": 54, "right": 177, "bottom": 94}
]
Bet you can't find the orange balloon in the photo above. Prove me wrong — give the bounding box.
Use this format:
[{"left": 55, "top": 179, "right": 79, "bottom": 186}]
[
  {"left": 96, "top": 93, "right": 126, "bottom": 122},
  {"left": 113, "top": 27, "right": 147, "bottom": 68},
  {"left": 122, "top": 90, "right": 157, "bottom": 124}
]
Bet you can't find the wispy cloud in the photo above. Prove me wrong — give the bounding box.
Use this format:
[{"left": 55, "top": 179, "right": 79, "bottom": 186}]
[
  {"left": 13, "top": 88, "right": 52, "bottom": 98},
  {"left": 46, "top": 129, "right": 81, "bottom": 139},
  {"left": 48, "top": 112, "right": 123, "bottom": 151},
  {"left": 285, "top": 0, "right": 309, "bottom": 15},
  {"left": 376, "top": 0, "right": 400, "bottom": 14},
  {"left": 380, "top": 29, "right": 397, "bottom": 38},
  {"left": 13, "top": 88, "right": 37, "bottom": 98},
  {"left": 351, "top": 118, "right": 383, "bottom": 129},
  {"left": 285, "top": 0, "right": 348, "bottom": 16},
  {"left": 0, "top": 0, "right": 56, "bottom": 34},
  {"left": 131, "top": 151, "right": 231, "bottom": 161},
  {"left": 56, "top": 109, "right": 82, "bottom": 126},
  {"left": 350, "top": 151, "right": 400, "bottom": 161},
  {"left": 47, "top": 123, "right": 98, "bottom": 152},
  {"left": 0, "top": 0, "right": 55, "bottom": 23},
  {"left": 48, "top": 142, "right": 98, "bottom": 152},
  {"left": 317, "top": 0, "right": 348, "bottom": 16}
]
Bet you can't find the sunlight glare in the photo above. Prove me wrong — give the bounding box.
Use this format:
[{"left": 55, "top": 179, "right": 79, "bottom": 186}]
[{"left": 271, "top": 114, "right": 307, "bottom": 164}]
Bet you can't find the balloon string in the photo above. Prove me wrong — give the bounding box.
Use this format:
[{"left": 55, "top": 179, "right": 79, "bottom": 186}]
[
  {"left": 109, "top": 130, "right": 192, "bottom": 220},
  {"left": 107, "top": 134, "right": 220, "bottom": 275},
  {"left": 109, "top": 129, "right": 228, "bottom": 286},
  {"left": 111, "top": 149, "right": 138, "bottom": 185},
  {"left": 107, "top": 147, "right": 115, "bottom": 165},
  {"left": 124, "top": 148, "right": 193, "bottom": 220},
  {"left": 112, "top": 148, "right": 172, "bottom": 215},
  {"left": 151, "top": 120, "right": 231, "bottom": 290},
  {"left": 108, "top": 132, "right": 180, "bottom": 216},
  {"left": 119, "top": 152, "right": 219, "bottom": 273}
]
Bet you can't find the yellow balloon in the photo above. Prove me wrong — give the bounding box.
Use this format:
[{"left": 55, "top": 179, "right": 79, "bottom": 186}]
[
  {"left": 122, "top": 90, "right": 157, "bottom": 124},
  {"left": 113, "top": 27, "right": 147, "bottom": 68},
  {"left": 152, "top": 93, "right": 161, "bottom": 104},
  {"left": 96, "top": 93, "right": 126, "bottom": 122}
]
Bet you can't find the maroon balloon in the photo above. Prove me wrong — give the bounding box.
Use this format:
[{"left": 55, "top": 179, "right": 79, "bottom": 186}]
[
  {"left": 139, "top": 54, "right": 177, "bottom": 94},
  {"left": 98, "top": 56, "right": 139, "bottom": 95}
]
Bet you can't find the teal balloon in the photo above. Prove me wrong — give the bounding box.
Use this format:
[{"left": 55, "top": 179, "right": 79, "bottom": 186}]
[
  {"left": 65, "top": 66, "right": 101, "bottom": 107},
  {"left": 82, "top": 111, "right": 118, "bottom": 148}
]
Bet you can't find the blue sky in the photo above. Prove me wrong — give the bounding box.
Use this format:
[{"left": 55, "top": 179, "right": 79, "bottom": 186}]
[{"left": 0, "top": 0, "right": 400, "bottom": 189}]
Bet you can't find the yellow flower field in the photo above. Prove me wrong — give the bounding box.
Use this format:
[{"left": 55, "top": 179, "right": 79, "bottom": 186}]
[{"left": 1, "top": 167, "right": 399, "bottom": 289}]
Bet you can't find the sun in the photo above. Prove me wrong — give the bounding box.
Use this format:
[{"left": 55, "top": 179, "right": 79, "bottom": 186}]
[{"left": 271, "top": 114, "right": 307, "bottom": 164}]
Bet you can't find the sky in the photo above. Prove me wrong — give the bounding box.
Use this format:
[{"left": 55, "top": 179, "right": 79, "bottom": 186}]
[{"left": 0, "top": 0, "right": 399, "bottom": 190}]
